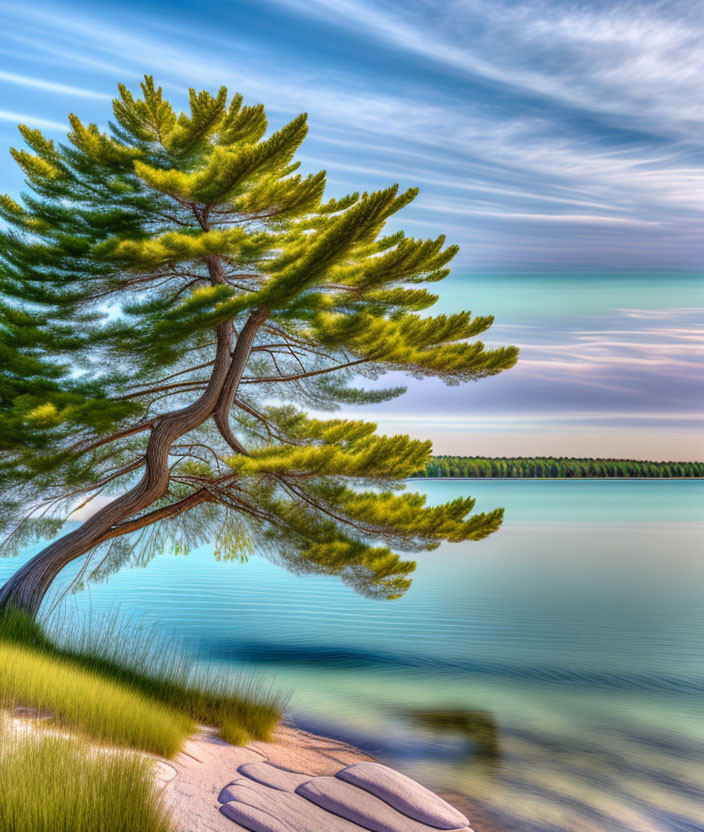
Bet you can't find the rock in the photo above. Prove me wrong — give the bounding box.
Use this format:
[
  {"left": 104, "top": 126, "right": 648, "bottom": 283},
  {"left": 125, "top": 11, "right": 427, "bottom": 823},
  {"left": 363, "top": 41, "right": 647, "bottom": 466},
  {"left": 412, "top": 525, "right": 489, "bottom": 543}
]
[
  {"left": 218, "top": 778, "right": 250, "bottom": 805},
  {"left": 153, "top": 761, "right": 178, "bottom": 785},
  {"left": 219, "top": 780, "right": 361, "bottom": 831},
  {"left": 217, "top": 759, "right": 472, "bottom": 832},
  {"left": 296, "top": 776, "right": 471, "bottom": 832},
  {"left": 337, "top": 762, "right": 470, "bottom": 829},
  {"left": 237, "top": 761, "right": 312, "bottom": 793}
]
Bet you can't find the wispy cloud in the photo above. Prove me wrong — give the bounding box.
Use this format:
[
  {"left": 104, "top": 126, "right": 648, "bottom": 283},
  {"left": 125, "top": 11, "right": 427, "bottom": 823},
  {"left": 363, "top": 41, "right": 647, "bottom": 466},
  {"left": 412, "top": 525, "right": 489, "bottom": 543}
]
[
  {"left": 0, "top": 0, "right": 702, "bottom": 270},
  {"left": 348, "top": 306, "right": 704, "bottom": 444},
  {"left": 270, "top": 0, "right": 704, "bottom": 137},
  {"left": 0, "top": 70, "right": 110, "bottom": 99},
  {"left": 0, "top": 110, "right": 67, "bottom": 131}
]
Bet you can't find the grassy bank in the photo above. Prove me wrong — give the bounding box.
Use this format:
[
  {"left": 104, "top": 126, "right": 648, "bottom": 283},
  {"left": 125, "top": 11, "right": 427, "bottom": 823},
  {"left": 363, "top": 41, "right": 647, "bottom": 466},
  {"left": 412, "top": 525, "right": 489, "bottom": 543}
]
[
  {"left": 0, "top": 725, "right": 175, "bottom": 832},
  {"left": 0, "top": 607, "right": 282, "bottom": 754},
  {"left": 0, "top": 639, "right": 190, "bottom": 755}
]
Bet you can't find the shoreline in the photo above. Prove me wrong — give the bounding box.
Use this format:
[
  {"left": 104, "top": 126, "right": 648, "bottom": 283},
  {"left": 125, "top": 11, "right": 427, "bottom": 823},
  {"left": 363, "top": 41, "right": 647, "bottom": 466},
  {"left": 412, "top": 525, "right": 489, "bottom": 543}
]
[
  {"left": 160, "top": 721, "right": 490, "bottom": 832},
  {"left": 160, "top": 721, "right": 497, "bottom": 832},
  {"left": 4, "top": 710, "right": 481, "bottom": 832}
]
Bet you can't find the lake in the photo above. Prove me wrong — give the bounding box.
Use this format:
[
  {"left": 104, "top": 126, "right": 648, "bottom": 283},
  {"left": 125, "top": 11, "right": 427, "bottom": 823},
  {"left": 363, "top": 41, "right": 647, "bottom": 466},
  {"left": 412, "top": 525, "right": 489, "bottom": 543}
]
[{"left": 2, "top": 479, "right": 703, "bottom": 832}]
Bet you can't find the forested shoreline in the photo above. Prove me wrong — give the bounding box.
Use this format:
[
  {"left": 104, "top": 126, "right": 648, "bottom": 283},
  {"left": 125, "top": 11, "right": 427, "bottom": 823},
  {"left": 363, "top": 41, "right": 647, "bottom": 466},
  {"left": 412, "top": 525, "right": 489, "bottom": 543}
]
[{"left": 414, "top": 456, "right": 704, "bottom": 478}]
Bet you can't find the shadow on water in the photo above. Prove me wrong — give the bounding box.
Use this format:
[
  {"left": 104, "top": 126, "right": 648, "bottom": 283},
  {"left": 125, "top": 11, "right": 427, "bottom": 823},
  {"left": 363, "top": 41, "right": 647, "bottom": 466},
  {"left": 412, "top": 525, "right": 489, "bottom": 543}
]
[
  {"left": 199, "top": 638, "right": 704, "bottom": 695},
  {"left": 405, "top": 707, "right": 501, "bottom": 770}
]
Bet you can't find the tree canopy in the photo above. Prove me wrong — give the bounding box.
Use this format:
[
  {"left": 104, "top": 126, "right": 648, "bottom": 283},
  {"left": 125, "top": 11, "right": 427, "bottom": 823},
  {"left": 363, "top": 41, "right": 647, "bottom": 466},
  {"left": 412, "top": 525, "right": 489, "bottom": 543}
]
[{"left": 0, "top": 77, "right": 518, "bottom": 614}]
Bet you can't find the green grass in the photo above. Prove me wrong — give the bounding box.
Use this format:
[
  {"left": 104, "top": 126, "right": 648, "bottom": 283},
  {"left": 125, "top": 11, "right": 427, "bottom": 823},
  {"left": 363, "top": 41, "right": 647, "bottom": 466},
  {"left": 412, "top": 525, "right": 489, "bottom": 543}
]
[
  {"left": 0, "top": 640, "right": 192, "bottom": 756},
  {"left": 0, "top": 606, "right": 283, "bottom": 755},
  {"left": 0, "top": 725, "right": 175, "bottom": 832}
]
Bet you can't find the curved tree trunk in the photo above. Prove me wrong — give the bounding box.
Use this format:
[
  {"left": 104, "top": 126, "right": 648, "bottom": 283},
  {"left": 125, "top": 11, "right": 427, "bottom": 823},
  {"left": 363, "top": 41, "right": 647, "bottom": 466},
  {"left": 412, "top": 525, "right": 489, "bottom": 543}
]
[{"left": 0, "top": 309, "right": 265, "bottom": 619}]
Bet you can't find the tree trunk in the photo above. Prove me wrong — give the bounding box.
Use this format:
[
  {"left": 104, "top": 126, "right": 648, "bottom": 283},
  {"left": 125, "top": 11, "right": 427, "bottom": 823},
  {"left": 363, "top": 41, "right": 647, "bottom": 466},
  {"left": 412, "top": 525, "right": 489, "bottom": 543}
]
[{"left": 0, "top": 309, "right": 264, "bottom": 619}]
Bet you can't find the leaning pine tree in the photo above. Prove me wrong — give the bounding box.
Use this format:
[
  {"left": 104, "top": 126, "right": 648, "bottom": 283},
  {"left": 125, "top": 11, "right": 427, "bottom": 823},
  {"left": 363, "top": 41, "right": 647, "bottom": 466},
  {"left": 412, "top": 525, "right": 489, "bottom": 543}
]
[{"left": 0, "top": 78, "right": 518, "bottom": 618}]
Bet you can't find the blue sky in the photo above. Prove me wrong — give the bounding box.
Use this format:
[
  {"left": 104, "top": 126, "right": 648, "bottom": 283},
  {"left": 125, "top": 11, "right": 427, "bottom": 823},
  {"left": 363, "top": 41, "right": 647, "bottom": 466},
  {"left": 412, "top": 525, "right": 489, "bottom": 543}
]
[{"left": 0, "top": 0, "right": 702, "bottom": 459}]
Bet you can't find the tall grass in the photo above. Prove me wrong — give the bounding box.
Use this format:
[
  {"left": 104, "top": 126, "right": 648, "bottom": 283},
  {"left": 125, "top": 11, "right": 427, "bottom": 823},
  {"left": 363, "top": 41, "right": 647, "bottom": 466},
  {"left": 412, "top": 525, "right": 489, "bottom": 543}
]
[
  {"left": 0, "top": 640, "right": 192, "bottom": 756},
  {"left": 0, "top": 724, "right": 175, "bottom": 832},
  {"left": 0, "top": 606, "right": 283, "bottom": 753},
  {"left": 48, "top": 607, "right": 284, "bottom": 745}
]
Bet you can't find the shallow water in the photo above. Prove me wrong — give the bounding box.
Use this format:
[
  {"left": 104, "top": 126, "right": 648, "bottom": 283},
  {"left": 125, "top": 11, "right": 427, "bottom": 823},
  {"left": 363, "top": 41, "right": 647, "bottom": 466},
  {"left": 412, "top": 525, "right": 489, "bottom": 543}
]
[{"left": 3, "top": 480, "right": 704, "bottom": 832}]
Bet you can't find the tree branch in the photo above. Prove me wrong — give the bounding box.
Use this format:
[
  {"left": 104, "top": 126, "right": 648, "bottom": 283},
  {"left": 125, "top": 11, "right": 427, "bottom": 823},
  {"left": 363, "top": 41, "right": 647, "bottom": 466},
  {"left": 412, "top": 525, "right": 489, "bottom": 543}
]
[
  {"left": 131, "top": 360, "right": 215, "bottom": 387},
  {"left": 213, "top": 308, "right": 269, "bottom": 453},
  {"left": 118, "top": 379, "right": 210, "bottom": 400},
  {"left": 69, "top": 419, "right": 156, "bottom": 456},
  {"left": 240, "top": 357, "right": 368, "bottom": 384},
  {"left": 101, "top": 488, "right": 213, "bottom": 540}
]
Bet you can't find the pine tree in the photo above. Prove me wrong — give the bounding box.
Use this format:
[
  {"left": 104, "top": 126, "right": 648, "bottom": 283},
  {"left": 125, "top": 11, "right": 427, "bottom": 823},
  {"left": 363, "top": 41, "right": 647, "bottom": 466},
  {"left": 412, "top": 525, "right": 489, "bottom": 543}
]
[{"left": 0, "top": 77, "right": 519, "bottom": 617}]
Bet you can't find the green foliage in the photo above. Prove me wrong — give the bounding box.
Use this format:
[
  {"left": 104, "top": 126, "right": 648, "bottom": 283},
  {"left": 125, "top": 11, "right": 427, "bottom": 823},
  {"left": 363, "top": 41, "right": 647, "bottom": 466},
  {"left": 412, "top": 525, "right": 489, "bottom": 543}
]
[
  {"left": 0, "top": 76, "right": 518, "bottom": 604},
  {"left": 416, "top": 456, "right": 704, "bottom": 478},
  {"left": 0, "top": 728, "right": 175, "bottom": 832},
  {"left": 0, "top": 609, "right": 282, "bottom": 752}
]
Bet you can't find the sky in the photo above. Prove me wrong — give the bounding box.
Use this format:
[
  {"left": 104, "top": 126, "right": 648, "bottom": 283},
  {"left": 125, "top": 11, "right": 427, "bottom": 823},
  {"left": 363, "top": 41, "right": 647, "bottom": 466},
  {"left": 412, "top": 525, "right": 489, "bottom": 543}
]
[{"left": 0, "top": 0, "right": 702, "bottom": 460}]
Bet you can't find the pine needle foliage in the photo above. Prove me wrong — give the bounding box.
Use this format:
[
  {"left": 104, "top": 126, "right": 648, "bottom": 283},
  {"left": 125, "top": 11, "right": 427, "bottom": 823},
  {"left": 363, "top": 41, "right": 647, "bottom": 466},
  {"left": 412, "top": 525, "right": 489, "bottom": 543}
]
[{"left": 0, "top": 77, "right": 518, "bottom": 609}]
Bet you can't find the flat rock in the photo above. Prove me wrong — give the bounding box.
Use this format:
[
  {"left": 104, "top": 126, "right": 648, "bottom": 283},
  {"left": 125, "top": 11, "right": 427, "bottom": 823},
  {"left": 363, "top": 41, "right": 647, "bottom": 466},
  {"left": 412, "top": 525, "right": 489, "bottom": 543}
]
[
  {"left": 220, "top": 781, "right": 361, "bottom": 832},
  {"left": 158, "top": 724, "right": 372, "bottom": 832},
  {"left": 337, "top": 762, "right": 470, "bottom": 829},
  {"left": 219, "top": 777, "right": 252, "bottom": 805},
  {"left": 237, "top": 761, "right": 312, "bottom": 793},
  {"left": 296, "top": 776, "right": 471, "bottom": 832}
]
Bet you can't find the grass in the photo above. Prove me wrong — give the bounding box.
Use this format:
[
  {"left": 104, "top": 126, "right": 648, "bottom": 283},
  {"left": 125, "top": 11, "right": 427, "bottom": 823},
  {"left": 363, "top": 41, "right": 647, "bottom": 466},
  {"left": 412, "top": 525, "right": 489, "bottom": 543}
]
[
  {"left": 0, "top": 724, "right": 175, "bottom": 832},
  {"left": 0, "top": 640, "right": 192, "bottom": 756},
  {"left": 0, "top": 606, "right": 283, "bottom": 755}
]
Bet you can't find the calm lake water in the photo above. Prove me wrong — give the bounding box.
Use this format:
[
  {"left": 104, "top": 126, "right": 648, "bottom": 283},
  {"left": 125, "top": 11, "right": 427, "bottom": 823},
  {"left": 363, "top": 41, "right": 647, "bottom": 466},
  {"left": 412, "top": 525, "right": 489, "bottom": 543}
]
[{"left": 3, "top": 480, "right": 704, "bottom": 832}]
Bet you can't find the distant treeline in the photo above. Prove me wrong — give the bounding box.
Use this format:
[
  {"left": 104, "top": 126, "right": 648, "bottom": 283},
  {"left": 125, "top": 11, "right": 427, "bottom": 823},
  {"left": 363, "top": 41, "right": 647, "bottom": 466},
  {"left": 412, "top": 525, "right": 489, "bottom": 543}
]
[{"left": 414, "top": 456, "right": 704, "bottom": 478}]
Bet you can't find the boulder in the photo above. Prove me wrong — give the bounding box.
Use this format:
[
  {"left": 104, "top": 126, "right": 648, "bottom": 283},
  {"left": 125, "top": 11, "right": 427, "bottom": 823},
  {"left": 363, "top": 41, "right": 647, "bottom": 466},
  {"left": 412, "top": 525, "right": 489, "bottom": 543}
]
[
  {"left": 296, "top": 775, "right": 471, "bottom": 832},
  {"left": 237, "top": 761, "right": 311, "bottom": 793},
  {"left": 220, "top": 780, "right": 360, "bottom": 832},
  {"left": 336, "top": 762, "right": 470, "bottom": 829},
  {"left": 218, "top": 760, "right": 473, "bottom": 832}
]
